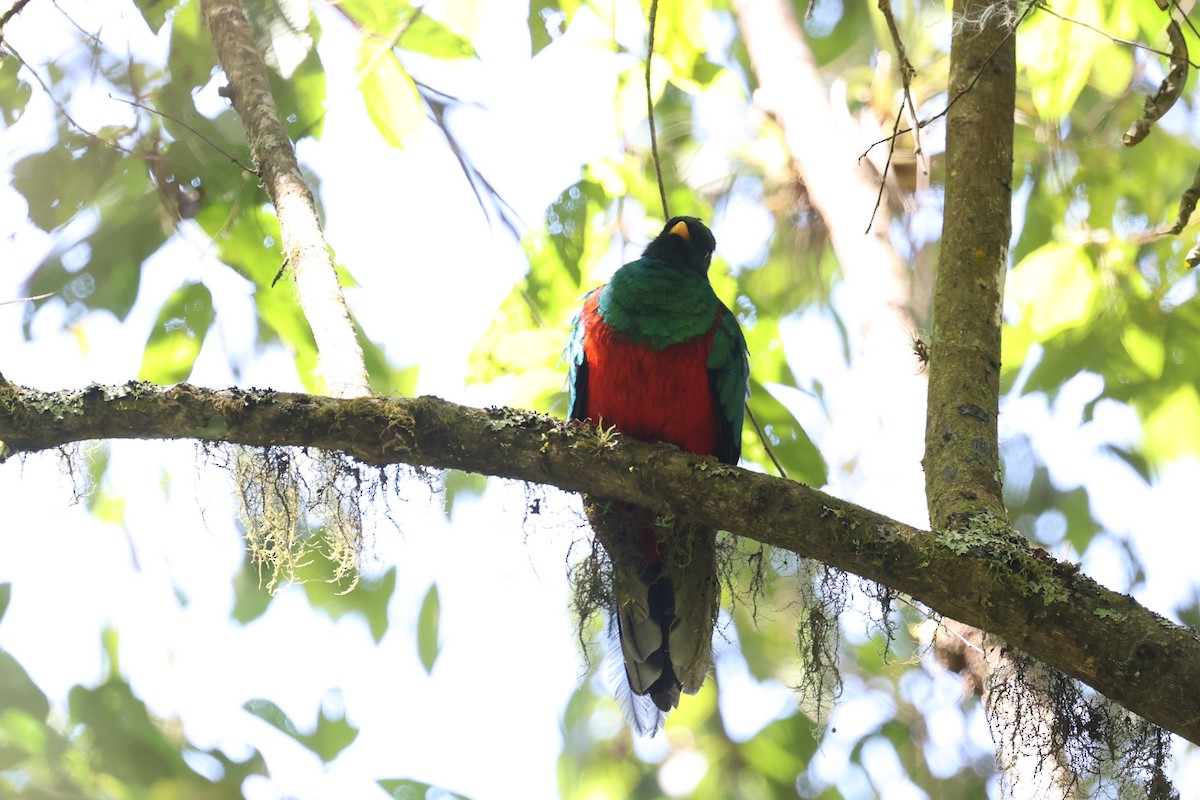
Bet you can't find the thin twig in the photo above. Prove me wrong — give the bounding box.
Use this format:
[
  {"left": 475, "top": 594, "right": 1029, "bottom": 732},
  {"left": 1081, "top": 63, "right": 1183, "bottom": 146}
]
[
  {"left": 109, "top": 95, "right": 257, "bottom": 173},
  {"left": 745, "top": 402, "right": 788, "bottom": 479},
  {"left": 645, "top": 0, "right": 669, "bottom": 221},
  {"left": 50, "top": 0, "right": 95, "bottom": 42},
  {"left": 866, "top": 102, "right": 905, "bottom": 234},
  {"left": 877, "top": 0, "right": 926, "bottom": 171},
  {"left": 0, "top": 292, "right": 54, "bottom": 306},
  {"left": 2, "top": 42, "right": 135, "bottom": 154},
  {"left": 861, "top": 0, "right": 1036, "bottom": 160}
]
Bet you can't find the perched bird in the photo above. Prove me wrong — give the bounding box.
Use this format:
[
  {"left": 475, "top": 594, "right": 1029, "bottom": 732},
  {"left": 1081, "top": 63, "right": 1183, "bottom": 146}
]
[{"left": 566, "top": 216, "right": 749, "bottom": 734}]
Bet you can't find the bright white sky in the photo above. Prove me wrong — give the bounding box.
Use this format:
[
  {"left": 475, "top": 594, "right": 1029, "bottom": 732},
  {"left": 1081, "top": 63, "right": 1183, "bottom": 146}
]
[{"left": 2, "top": 1, "right": 1199, "bottom": 799}]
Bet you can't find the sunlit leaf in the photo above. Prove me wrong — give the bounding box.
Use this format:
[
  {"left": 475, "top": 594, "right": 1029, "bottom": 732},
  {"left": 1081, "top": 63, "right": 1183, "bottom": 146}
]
[
  {"left": 1023, "top": 0, "right": 1104, "bottom": 120},
  {"left": 356, "top": 39, "right": 425, "bottom": 149},
  {"left": 1121, "top": 324, "right": 1165, "bottom": 380},
  {"left": 1008, "top": 242, "right": 1097, "bottom": 339},
  {"left": 139, "top": 282, "right": 215, "bottom": 384},
  {"left": 400, "top": 14, "right": 477, "bottom": 59},
  {"left": 1143, "top": 384, "right": 1200, "bottom": 464},
  {"left": 528, "top": 0, "right": 578, "bottom": 55}
]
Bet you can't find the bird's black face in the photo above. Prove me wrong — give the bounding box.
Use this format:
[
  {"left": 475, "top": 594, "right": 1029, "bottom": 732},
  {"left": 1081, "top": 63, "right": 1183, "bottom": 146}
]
[{"left": 646, "top": 216, "right": 716, "bottom": 275}]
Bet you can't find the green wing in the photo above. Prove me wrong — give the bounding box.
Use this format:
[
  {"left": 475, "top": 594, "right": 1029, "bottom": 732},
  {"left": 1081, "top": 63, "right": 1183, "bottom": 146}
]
[{"left": 707, "top": 304, "right": 750, "bottom": 465}]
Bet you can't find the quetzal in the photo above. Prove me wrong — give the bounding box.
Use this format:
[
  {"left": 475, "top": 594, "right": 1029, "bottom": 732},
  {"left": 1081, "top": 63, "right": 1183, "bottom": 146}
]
[{"left": 566, "top": 216, "right": 749, "bottom": 733}]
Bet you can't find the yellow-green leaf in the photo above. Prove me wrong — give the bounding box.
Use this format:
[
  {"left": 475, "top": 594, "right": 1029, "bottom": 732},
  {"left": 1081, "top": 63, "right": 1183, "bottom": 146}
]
[
  {"left": 1122, "top": 325, "right": 1165, "bottom": 379},
  {"left": 138, "top": 282, "right": 214, "bottom": 383},
  {"left": 1143, "top": 384, "right": 1200, "bottom": 464},
  {"left": 1008, "top": 242, "right": 1097, "bottom": 338},
  {"left": 356, "top": 40, "right": 425, "bottom": 149},
  {"left": 1023, "top": 0, "right": 1104, "bottom": 120}
]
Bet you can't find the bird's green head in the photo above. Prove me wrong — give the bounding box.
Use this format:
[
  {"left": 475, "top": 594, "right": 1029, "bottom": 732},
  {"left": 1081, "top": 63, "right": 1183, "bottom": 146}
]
[{"left": 642, "top": 216, "right": 716, "bottom": 276}]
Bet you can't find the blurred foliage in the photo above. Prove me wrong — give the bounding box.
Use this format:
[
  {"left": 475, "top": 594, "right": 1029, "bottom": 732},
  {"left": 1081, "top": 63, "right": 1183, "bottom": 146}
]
[
  {"left": 244, "top": 694, "right": 357, "bottom": 764},
  {"left": 2, "top": 0, "right": 1200, "bottom": 796},
  {"left": 0, "top": 592, "right": 267, "bottom": 796}
]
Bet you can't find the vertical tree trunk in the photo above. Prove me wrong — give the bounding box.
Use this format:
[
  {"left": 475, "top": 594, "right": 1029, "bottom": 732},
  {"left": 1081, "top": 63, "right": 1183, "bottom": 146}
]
[
  {"left": 930, "top": 3, "right": 1075, "bottom": 795},
  {"left": 923, "top": 0, "right": 1014, "bottom": 528}
]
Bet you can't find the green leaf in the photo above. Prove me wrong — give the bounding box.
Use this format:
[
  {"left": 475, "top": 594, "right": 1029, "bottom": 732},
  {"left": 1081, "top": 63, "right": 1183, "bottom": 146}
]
[
  {"left": 0, "top": 584, "right": 9, "bottom": 624},
  {"left": 378, "top": 778, "right": 473, "bottom": 800},
  {"left": 0, "top": 649, "right": 50, "bottom": 721},
  {"left": 546, "top": 180, "right": 605, "bottom": 285},
  {"left": 527, "top": 0, "right": 568, "bottom": 56},
  {"left": 400, "top": 14, "right": 477, "bottom": 60},
  {"left": 1144, "top": 384, "right": 1200, "bottom": 464},
  {"left": 139, "top": 282, "right": 215, "bottom": 384},
  {"left": 244, "top": 698, "right": 303, "bottom": 739},
  {"left": 11, "top": 139, "right": 121, "bottom": 231},
  {"left": 0, "top": 707, "right": 51, "bottom": 771},
  {"left": 1007, "top": 242, "right": 1097, "bottom": 339},
  {"left": 1023, "top": 0, "right": 1104, "bottom": 121},
  {"left": 416, "top": 583, "right": 441, "bottom": 674},
  {"left": 0, "top": 56, "right": 32, "bottom": 126},
  {"left": 22, "top": 160, "right": 167, "bottom": 325},
  {"left": 268, "top": 33, "right": 328, "bottom": 140},
  {"left": 244, "top": 693, "right": 358, "bottom": 764},
  {"left": 356, "top": 40, "right": 425, "bottom": 149},
  {"left": 165, "top": 0, "right": 218, "bottom": 92},
  {"left": 1121, "top": 324, "right": 1165, "bottom": 380},
  {"left": 308, "top": 692, "right": 358, "bottom": 763},
  {"left": 299, "top": 565, "right": 396, "bottom": 644},
  {"left": 335, "top": 0, "right": 403, "bottom": 34},
  {"left": 231, "top": 555, "right": 274, "bottom": 625},
  {"left": 134, "top": 0, "right": 179, "bottom": 33},
  {"left": 69, "top": 678, "right": 188, "bottom": 784}
]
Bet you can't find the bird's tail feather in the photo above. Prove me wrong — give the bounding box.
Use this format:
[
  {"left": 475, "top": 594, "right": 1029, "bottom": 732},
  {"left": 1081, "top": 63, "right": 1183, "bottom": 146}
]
[
  {"left": 606, "top": 613, "right": 665, "bottom": 736},
  {"left": 585, "top": 496, "right": 719, "bottom": 734}
]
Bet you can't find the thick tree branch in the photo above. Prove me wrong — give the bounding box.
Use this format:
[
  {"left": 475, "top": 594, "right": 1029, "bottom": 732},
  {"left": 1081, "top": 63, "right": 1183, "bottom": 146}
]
[
  {"left": 201, "top": 0, "right": 369, "bottom": 398},
  {"left": 1, "top": 378, "right": 1199, "bottom": 745},
  {"left": 923, "top": 0, "right": 1015, "bottom": 528}
]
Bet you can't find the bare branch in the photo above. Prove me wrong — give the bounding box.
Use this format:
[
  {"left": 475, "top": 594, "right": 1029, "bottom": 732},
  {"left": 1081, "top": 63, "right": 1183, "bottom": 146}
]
[{"left": 200, "top": 0, "right": 370, "bottom": 398}]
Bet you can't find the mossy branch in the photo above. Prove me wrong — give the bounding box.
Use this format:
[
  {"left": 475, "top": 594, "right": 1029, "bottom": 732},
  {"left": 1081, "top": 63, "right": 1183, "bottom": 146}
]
[{"left": 1, "top": 377, "right": 1199, "bottom": 745}]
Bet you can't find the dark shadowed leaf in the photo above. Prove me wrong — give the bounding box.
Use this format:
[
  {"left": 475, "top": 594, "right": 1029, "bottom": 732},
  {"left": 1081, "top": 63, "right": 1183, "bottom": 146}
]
[
  {"left": 0, "top": 649, "right": 49, "bottom": 722},
  {"left": 69, "top": 679, "right": 189, "bottom": 784}
]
